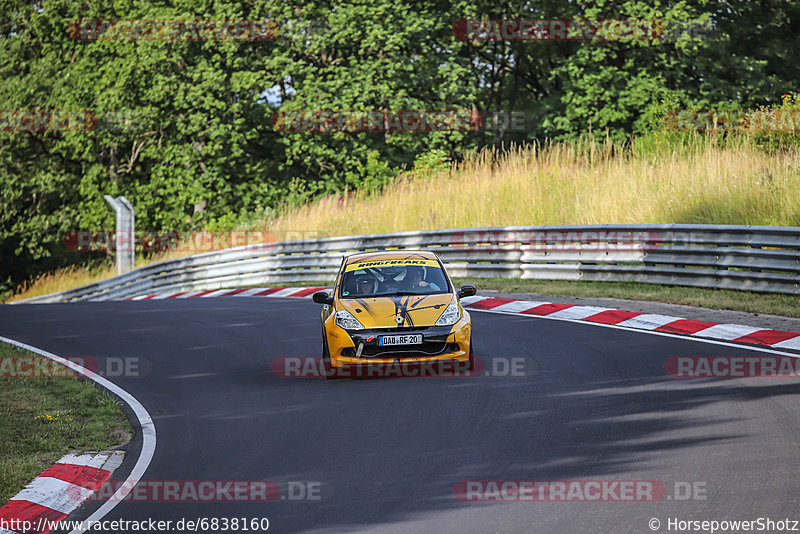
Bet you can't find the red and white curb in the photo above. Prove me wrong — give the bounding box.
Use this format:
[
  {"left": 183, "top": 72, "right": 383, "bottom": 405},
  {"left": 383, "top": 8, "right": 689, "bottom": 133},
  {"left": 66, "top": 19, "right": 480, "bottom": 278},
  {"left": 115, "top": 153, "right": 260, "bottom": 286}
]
[
  {"left": 0, "top": 335, "right": 156, "bottom": 534},
  {"left": 127, "top": 287, "right": 800, "bottom": 352},
  {"left": 460, "top": 295, "right": 800, "bottom": 351},
  {"left": 0, "top": 452, "right": 124, "bottom": 534},
  {"left": 126, "top": 287, "right": 327, "bottom": 300}
]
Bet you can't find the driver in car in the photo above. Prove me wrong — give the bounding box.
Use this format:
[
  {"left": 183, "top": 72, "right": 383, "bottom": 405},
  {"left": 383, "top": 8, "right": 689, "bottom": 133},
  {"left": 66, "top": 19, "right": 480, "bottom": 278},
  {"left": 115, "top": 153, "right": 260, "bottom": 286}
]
[
  {"left": 355, "top": 275, "right": 374, "bottom": 296},
  {"left": 403, "top": 266, "right": 440, "bottom": 291}
]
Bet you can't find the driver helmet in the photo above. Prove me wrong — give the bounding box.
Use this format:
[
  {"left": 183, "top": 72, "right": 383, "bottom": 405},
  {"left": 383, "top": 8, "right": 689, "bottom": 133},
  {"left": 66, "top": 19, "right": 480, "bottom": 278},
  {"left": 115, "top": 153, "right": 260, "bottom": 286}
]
[
  {"left": 406, "top": 266, "right": 424, "bottom": 283},
  {"left": 355, "top": 275, "right": 373, "bottom": 294}
]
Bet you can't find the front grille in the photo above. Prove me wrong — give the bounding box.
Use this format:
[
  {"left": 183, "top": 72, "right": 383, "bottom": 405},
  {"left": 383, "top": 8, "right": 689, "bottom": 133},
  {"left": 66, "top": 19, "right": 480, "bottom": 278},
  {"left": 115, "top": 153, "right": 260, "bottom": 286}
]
[
  {"left": 369, "top": 326, "right": 431, "bottom": 332},
  {"left": 343, "top": 325, "right": 455, "bottom": 359},
  {"left": 363, "top": 340, "right": 447, "bottom": 357},
  {"left": 341, "top": 341, "right": 451, "bottom": 358}
]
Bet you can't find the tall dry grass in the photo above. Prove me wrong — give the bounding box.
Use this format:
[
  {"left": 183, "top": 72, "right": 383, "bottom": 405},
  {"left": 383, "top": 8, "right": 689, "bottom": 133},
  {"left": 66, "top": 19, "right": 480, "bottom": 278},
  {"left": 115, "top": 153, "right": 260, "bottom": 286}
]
[
  {"left": 10, "top": 264, "right": 118, "bottom": 301},
  {"left": 263, "top": 139, "right": 800, "bottom": 237},
  {"left": 9, "top": 138, "right": 800, "bottom": 302},
  {"left": 8, "top": 250, "right": 190, "bottom": 303}
]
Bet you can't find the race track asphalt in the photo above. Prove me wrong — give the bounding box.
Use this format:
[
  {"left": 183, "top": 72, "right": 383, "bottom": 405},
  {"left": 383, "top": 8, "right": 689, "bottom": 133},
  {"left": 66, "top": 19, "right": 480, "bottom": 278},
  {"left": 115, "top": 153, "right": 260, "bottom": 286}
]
[{"left": 2, "top": 297, "right": 800, "bottom": 533}]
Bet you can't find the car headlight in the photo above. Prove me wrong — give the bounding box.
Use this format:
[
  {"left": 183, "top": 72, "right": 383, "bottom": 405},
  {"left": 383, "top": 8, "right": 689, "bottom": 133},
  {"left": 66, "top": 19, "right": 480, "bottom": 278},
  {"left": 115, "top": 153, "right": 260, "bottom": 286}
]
[
  {"left": 435, "top": 303, "right": 461, "bottom": 326},
  {"left": 335, "top": 310, "right": 364, "bottom": 330}
]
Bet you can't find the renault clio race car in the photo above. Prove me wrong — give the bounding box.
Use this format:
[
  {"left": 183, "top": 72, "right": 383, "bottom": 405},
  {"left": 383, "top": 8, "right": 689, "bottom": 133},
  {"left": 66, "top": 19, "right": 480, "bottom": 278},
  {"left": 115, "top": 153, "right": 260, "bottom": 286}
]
[{"left": 312, "top": 251, "right": 476, "bottom": 377}]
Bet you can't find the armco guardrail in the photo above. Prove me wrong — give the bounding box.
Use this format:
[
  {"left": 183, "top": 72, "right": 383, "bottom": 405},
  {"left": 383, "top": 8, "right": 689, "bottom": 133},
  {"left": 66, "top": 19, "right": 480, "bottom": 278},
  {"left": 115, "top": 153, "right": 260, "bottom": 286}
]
[{"left": 11, "top": 224, "right": 800, "bottom": 303}]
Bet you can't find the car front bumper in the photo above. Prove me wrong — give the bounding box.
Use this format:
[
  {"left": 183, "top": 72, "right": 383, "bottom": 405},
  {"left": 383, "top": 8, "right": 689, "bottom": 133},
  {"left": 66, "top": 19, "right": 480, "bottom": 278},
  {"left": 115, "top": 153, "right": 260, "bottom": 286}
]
[{"left": 326, "top": 314, "right": 471, "bottom": 368}]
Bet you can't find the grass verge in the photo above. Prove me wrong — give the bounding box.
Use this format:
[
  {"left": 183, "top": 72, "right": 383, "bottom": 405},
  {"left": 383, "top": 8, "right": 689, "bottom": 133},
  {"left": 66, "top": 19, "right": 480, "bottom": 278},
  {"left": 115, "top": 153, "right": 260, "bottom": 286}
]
[
  {"left": 454, "top": 278, "right": 800, "bottom": 318},
  {"left": 0, "top": 341, "right": 132, "bottom": 504}
]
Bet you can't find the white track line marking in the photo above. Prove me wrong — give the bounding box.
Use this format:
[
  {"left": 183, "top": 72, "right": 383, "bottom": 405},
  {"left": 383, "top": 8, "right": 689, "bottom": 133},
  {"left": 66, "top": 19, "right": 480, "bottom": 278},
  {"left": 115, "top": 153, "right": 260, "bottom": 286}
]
[{"left": 0, "top": 335, "right": 157, "bottom": 534}]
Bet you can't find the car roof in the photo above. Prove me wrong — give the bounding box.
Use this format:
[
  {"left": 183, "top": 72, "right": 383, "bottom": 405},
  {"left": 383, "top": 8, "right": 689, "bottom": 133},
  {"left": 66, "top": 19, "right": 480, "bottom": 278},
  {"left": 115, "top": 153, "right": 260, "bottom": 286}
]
[{"left": 343, "top": 250, "right": 440, "bottom": 265}]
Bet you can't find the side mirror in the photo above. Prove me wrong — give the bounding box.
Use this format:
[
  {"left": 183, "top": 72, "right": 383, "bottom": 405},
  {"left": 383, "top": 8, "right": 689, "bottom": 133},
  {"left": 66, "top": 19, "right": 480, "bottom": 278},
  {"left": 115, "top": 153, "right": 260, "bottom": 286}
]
[
  {"left": 312, "top": 291, "right": 333, "bottom": 305},
  {"left": 457, "top": 284, "right": 477, "bottom": 299}
]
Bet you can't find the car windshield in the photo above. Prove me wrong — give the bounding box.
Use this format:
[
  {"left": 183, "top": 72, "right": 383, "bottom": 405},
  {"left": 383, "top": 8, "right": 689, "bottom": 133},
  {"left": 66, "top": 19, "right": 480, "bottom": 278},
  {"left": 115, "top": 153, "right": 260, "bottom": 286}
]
[{"left": 339, "top": 259, "right": 450, "bottom": 298}]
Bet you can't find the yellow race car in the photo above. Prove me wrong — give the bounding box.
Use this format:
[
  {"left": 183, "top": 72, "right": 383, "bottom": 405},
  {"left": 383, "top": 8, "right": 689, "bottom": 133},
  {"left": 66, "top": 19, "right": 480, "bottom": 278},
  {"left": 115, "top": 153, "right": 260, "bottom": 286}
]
[{"left": 312, "top": 250, "right": 476, "bottom": 377}]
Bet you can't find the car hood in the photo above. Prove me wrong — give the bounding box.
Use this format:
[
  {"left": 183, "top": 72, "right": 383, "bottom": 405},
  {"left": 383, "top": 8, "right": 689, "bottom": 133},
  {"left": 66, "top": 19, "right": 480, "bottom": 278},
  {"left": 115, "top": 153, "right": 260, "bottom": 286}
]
[{"left": 337, "top": 293, "right": 456, "bottom": 329}]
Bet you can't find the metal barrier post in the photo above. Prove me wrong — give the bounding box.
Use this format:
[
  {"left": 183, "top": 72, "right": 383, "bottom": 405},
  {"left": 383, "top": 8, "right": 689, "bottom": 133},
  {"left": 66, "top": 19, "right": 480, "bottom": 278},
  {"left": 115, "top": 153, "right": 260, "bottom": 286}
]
[
  {"left": 118, "top": 196, "right": 135, "bottom": 272},
  {"left": 104, "top": 195, "right": 135, "bottom": 275}
]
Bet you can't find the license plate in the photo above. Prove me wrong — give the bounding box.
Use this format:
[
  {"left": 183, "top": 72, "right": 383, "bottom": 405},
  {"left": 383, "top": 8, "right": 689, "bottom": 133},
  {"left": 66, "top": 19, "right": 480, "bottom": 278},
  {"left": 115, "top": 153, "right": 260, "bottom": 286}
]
[{"left": 378, "top": 334, "right": 422, "bottom": 346}]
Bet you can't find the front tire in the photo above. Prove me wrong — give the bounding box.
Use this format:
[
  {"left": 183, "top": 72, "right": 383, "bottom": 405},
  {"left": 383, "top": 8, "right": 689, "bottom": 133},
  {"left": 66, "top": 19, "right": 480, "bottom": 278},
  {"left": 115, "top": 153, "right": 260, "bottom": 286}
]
[
  {"left": 322, "top": 336, "right": 336, "bottom": 379},
  {"left": 467, "top": 336, "right": 475, "bottom": 371}
]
